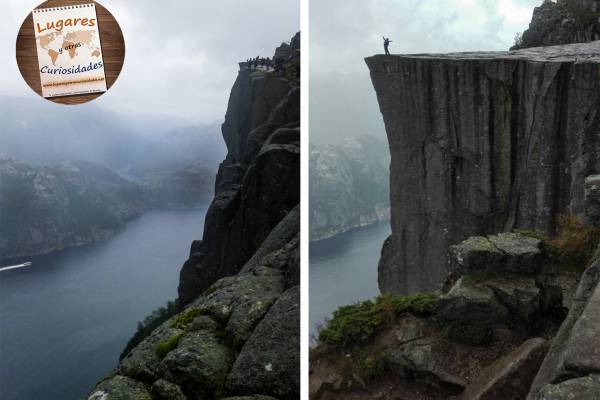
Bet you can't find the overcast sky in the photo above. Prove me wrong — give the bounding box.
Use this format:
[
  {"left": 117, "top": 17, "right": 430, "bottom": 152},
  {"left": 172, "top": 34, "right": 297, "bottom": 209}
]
[
  {"left": 310, "top": 0, "right": 542, "bottom": 144},
  {"left": 1, "top": 0, "right": 299, "bottom": 127}
]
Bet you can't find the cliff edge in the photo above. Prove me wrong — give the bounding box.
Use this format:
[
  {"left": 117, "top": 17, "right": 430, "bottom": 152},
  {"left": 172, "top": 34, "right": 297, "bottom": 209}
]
[
  {"left": 87, "top": 33, "right": 300, "bottom": 400},
  {"left": 366, "top": 41, "right": 600, "bottom": 295}
]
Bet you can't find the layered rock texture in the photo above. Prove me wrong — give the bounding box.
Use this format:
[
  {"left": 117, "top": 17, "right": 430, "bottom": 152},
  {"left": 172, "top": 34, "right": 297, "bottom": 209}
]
[
  {"left": 179, "top": 32, "right": 300, "bottom": 304},
  {"left": 0, "top": 157, "right": 147, "bottom": 260},
  {"left": 310, "top": 230, "right": 600, "bottom": 400},
  {"left": 309, "top": 136, "right": 390, "bottom": 241},
  {"left": 513, "top": 0, "right": 600, "bottom": 49},
  {"left": 366, "top": 41, "right": 600, "bottom": 295},
  {"left": 88, "top": 33, "right": 300, "bottom": 400}
]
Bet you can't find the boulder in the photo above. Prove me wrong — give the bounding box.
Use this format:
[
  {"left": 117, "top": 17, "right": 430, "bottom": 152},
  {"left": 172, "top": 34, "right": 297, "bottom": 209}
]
[
  {"left": 451, "top": 233, "right": 544, "bottom": 277},
  {"left": 386, "top": 337, "right": 466, "bottom": 393},
  {"left": 457, "top": 338, "right": 548, "bottom": 400},
  {"left": 528, "top": 259, "right": 600, "bottom": 398},
  {"left": 487, "top": 233, "right": 544, "bottom": 273},
  {"left": 535, "top": 375, "right": 600, "bottom": 399},
  {"left": 160, "top": 331, "right": 234, "bottom": 397},
  {"left": 226, "top": 286, "right": 300, "bottom": 399},
  {"left": 557, "top": 280, "right": 600, "bottom": 376},
  {"left": 450, "top": 236, "right": 505, "bottom": 275},
  {"left": 438, "top": 277, "right": 509, "bottom": 326},
  {"left": 485, "top": 276, "right": 541, "bottom": 320},
  {"left": 87, "top": 375, "right": 152, "bottom": 400},
  {"left": 119, "top": 325, "right": 184, "bottom": 383},
  {"left": 150, "top": 379, "right": 186, "bottom": 400}
]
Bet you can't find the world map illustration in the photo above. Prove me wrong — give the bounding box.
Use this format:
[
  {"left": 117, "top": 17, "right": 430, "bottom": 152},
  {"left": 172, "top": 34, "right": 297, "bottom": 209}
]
[{"left": 37, "top": 30, "right": 101, "bottom": 66}]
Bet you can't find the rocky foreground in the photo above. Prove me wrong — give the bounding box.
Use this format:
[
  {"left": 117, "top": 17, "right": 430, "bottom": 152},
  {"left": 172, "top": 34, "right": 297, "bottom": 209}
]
[
  {"left": 87, "top": 33, "right": 300, "bottom": 400},
  {"left": 311, "top": 214, "right": 600, "bottom": 399}
]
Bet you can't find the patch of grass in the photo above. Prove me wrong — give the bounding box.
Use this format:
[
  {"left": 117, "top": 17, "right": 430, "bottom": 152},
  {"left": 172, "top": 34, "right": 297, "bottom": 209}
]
[
  {"left": 515, "top": 215, "right": 600, "bottom": 273},
  {"left": 446, "top": 322, "right": 493, "bottom": 346},
  {"left": 549, "top": 214, "right": 600, "bottom": 269},
  {"left": 318, "top": 300, "right": 383, "bottom": 347},
  {"left": 318, "top": 293, "right": 439, "bottom": 347},
  {"left": 170, "top": 307, "right": 209, "bottom": 329},
  {"left": 155, "top": 333, "right": 184, "bottom": 359},
  {"left": 388, "top": 293, "right": 439, "bottom": 316}
]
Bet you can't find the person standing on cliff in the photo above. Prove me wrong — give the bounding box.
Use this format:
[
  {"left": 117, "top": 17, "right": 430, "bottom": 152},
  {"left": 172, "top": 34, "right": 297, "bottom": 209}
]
[{"left": 383, "top": 36, "right": 392, "bottom": 55}]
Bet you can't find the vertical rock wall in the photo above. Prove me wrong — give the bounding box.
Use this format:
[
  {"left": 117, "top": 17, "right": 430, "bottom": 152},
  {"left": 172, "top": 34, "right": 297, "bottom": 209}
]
[
  {"left": 178, "top": 34, "right": 300, "bottom": 304},
  {"left": 366, "top": 42, "right": 600, "bottom": 294}
]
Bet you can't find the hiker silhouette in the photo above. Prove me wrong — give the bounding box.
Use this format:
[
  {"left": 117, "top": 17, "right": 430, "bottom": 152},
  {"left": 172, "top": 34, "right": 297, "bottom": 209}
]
[{"left": 383, "top": 36, "right": 393, "bottom": 55}]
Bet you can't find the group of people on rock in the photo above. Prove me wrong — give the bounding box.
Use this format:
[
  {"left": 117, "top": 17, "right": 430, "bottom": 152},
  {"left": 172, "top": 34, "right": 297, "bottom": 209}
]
[{"left": 241, "top": 55, "right": 287, "bottom": 73}]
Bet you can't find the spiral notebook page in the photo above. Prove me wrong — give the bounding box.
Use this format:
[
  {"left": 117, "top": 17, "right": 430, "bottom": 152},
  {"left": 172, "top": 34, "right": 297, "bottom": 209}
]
[{"left": 33, "top": 4, "right": 107, "bottom": 98}]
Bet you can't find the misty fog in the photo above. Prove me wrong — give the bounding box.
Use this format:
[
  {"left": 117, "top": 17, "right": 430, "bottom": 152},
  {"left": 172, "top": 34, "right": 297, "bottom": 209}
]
[{"left": 309, "top": 0, "right": 541, "bottom": 145}]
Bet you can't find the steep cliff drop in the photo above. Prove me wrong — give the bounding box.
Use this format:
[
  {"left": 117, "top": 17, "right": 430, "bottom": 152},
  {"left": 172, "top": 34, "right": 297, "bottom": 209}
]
[
  {"left": 178, "top": 32, "right": 300, "bottom": 305},
  {"left": 87, "top": 33, "right": 300, "bottom": 400},
  {"left": 366, "top": 41, "right": 600, "bottom": 296}
]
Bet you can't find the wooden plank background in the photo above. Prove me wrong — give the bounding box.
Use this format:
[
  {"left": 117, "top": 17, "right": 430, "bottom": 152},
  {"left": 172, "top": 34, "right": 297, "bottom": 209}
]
[{"left": 16, "top": 0, "right": 125, "bottom": 105}]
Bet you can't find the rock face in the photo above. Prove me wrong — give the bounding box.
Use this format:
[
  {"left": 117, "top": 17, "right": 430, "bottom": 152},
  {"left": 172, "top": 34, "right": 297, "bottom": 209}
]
[
  {"left": 366, "top": 41, "right": 600, "bottom": 295},
  {"left": 584, "top": 175, "right": 600, "bottom": 227},
  {"left": 528, "top": 258, "right": 600, "bottom": 399},
  {"left": 178, "top": 33, "right": 300, "bottom": 304},
  {"left": 89, "top": 209, "right": 299, "bottom": 400},
  {"left": 309, "top": 136, "right": 390, "bottom": 241},
  {"left": 513, "top": 0, "right": 600, "bottom": 50},
  {"left": 0, "top": 157, "right": 148, "bottom": 260},
  {"left": 89, "top": 34, "right": 300, "bottom": 400},
  {"left": 457, "top": 338, "right": 549, "bottom": 400}
]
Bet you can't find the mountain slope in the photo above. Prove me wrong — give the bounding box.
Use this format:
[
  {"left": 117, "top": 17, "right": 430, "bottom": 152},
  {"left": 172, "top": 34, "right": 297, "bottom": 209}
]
[
  {"left": 0, "top": 157, "right": 147, "bottom": 260},
  {"left": 310, "top": 136, "right": 390, "bottom": 241}
]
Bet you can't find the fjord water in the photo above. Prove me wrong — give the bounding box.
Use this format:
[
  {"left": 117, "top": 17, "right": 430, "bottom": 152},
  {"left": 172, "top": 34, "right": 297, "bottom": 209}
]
[
  {"left": 0, "top": 209, "right": 206, "bottom": 400},
  {"left": 309, "top": 222, "right": 390, "bottom": 337}
]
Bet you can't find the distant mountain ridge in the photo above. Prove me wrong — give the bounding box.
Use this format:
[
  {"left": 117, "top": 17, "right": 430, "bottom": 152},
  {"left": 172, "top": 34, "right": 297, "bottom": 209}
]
[
  {"left": 310, "top": 136, "right": 390, "bottom": 241},
  {"left": 0, "top": 157, "right": 215, "bottom": 260}
]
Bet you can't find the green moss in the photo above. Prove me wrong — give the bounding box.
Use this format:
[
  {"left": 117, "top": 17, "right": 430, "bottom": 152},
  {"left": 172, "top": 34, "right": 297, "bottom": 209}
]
[
  {"left": 170, "top": 307, "right": 209, "bottom": 329},
  {"left": 318, "top": 293, "right": 439, "bottom": 347},
  {"left": 512, "top": 229, "right": 549, "bottom": 242},
  {"left": 120, "top": 299, "right": 180, "bottom": 361},
  {"left": 446, "top": 322, "right": 493, "bottom": 346},
  {"left": 155, "top": 333, "right": 184, "bottom": 359}
]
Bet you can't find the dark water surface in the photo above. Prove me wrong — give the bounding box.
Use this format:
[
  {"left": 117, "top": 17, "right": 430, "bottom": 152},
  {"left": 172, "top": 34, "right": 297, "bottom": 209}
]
[
  {"left": 309, "top": 222, "right": 390, "bottom": 337},
  {"left": 0, "top": 209, "right": 206, "bottom": 400}
]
